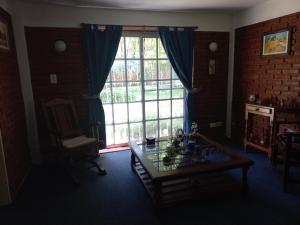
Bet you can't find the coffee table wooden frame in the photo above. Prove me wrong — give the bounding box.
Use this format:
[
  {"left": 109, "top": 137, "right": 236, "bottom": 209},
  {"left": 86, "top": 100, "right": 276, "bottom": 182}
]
[{"left": 130, "top": 134, "right": 254, "bottom": 206}]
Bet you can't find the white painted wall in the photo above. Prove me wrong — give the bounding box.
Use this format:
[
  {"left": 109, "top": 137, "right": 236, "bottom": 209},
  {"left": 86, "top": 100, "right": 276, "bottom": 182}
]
[
  {"left": 16, "top": 1, "right": 232, "bottom": 31},
  {"left": 10, "top": 1, "right": 42, "bottom": 164},
  {"left": 234, "top": 0, "right": 300, "bottom": 28},
  {"left": 0, "top": 0, "right": 8, "bottom": 11}
]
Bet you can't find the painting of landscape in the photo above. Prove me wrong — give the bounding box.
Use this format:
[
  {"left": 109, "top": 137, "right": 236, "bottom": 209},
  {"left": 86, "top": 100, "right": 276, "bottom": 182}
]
[{"left": 262, "top": 30, "right": 290, "bottom": 56}]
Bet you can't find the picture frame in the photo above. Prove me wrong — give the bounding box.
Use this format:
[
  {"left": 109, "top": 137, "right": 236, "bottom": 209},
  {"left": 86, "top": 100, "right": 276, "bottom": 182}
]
[
  {"left": 208, "top": 59, "right": 215, "bottom": 75},
  {"left": 262, "top": 29, "right": 291, "bottom": 56},
  {"left": 0, "top": 7, "right": 11, "bottom": 53}
]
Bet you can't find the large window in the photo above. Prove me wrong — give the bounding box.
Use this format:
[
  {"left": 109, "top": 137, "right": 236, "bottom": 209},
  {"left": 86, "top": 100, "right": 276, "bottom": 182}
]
[{"left": 100, "top": 33, "right": 184, "bottom": 145}]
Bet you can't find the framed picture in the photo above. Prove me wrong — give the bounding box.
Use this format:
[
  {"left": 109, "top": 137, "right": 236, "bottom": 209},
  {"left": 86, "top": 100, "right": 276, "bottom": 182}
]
[
  {"left": 208, "top": 59, "right": 215, "bottom": 75},
  {"left": 0, "top": 7, "right": 10, "bottom": 53},
  {"left": 262, "top": 29, "right": 291, "bottom": 56}
]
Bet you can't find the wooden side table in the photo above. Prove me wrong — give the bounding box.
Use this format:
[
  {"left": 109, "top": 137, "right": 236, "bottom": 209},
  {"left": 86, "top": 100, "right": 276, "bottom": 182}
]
[{"left": 244, "top": 104, "right": 274, "bottom": 157}]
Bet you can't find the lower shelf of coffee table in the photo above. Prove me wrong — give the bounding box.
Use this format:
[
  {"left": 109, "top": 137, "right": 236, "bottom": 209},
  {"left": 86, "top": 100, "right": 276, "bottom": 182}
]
[{"left": 133, "top": 160, "right": 243, "bottom": 205}]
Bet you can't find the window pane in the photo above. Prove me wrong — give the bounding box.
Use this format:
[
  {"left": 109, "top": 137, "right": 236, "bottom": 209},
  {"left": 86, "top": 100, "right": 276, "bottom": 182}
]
[
  {"left": 158, "top": 60, "right": 171, "bottom": 79},
  {"left": 116, "top": 37, "right": 125, "bottom": 59},
  {"left": 158, "top": 39, "right": 167, "bottom": 59},
  {"left": 100, "top": 83, "right": 111, "bottom": 104},
  {"left": 114, "top": 124, "right": 128, "bottom": 144},
  {"left": 103, "top": 104, "right": 113, "bottom": 124},
  {"left": 159, "top": 119, "right": 171, "bottom": 137},
  {"left": 106, "top": 125, "right": 114, "bottom": 145},
  {"left": 159, "top": 100, "right": 171, "bottom": 118},
  {"left": 159, "top": 80, "right": 171, "bottom": 99},
  {"left": 172, "top": 88, "right": 184, "bottom": 98},
  {"left": 114, "top": 103, "right": 128, "bottom": 123},
  {"left": 172, "top": 79, "right": 183, "bottom": 88},
  {"left": 145, "top": 101, "right": 157, "bottom": 120},
  {"left": 105, "top": 34, "right": 185, "bottom": 145},
  {"left": 144, "top": 81, "right": 157, "bottom": 100},
  {"left": 112, "top": 82, "right": 127, "bottom": 103},
  {"left": 126, "top": 37, "right": 140, "bottom": 58},
  {"left": 111, "top": 60, "right": 126, "bottom": 81},
  {"left": 144, "top": 38, "right": 157, "bottom": 59},
  {"left": 159, "top": 90, "right": 171, "bottom": 99},
  {"left": 172, "top": 68, "right": 179, "bottom": 79},
  {"left": 128, "top": 82, "right": 142, "bottom": 102},
  {"left": 172, "top": 100, "right": 184, "bottom": 117},
  {"left": 144, "top": 60, "right": 157, "bottom": 80},
  {"left": 127, "top": 60, "right": 141, "bottom": 81},
  {"left": 130, "top": 122, "right": 143, "bottom": 143},
  {"left": 129, "top": 102, "right": 142, "bottom": 122},
  {"left": 146, "top": 120, "right": 158, "bottom": 138},
  {"left": 172, "top": 118, "right": 183, "bottom": 132}
]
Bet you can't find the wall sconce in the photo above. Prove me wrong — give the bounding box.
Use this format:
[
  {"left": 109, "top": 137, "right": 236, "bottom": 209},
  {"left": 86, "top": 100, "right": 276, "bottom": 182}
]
[
  {"left": 208, "top": 42, "right": 217, "bottom": 75},
  {"left": 209, "top": 42, "right": 218, "bottom": 53},
  {"left": 54, "top": 40, "right": 67, "bottom": 53}
]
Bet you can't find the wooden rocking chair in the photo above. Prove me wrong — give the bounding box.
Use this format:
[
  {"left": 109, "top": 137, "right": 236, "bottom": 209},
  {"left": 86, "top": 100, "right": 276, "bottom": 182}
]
[{"left": 43, "top": 98, "right": 106, "bottom": 184}]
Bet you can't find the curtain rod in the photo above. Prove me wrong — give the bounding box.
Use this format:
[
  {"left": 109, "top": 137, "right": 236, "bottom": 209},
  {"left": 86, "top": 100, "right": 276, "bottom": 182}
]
[{"left": 80, "top": 23, "right": 198, "bottom": 29}]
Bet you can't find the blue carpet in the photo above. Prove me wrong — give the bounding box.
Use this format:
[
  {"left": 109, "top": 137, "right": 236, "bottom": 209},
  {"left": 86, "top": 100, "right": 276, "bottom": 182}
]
[{"left": 0, "top": 144, "right": 300, "bottom": 225}]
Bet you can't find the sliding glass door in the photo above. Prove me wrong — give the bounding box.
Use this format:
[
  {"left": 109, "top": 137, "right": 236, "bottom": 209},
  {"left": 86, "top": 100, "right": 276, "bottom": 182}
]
[{"left": 100, "top": 33, "right": 184, "bottom": 145}]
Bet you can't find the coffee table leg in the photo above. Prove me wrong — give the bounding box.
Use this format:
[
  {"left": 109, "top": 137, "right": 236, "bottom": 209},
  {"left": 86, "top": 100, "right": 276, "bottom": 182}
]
[
  {"left": 153, "top": 180, "right": 162, "bottom": 206},
  {"left": 242, "top": 166, "right": 249, "bottom": 194},
  {"left": 131, "top": 152, "right": 136, "bottom": 171}
]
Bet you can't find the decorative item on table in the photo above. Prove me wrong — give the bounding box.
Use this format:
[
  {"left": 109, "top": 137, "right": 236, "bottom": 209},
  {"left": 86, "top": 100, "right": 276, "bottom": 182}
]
[
  {"left": 249, "top": 94, "right": 256, "bottom": 103},
  {"left": 186, "top": 122, "right": 199, "bottom": 151},
  {"left": 146, "top": 137, "right": 155, "bottom": 146},
  {"left": 191, "top": 122, "right": 199, "bottom": 134},
  {"left": 175, "top": 128, "right": 184, "bottom": 142},
  {"left": 248, "top": 132, "right": 254, "bottom": 142},
  {"left": 171, "top": 136, "right": 181, "bottom": 148},
  {"left": 163, "top": 145, "right": 177, "bottom": 165}
]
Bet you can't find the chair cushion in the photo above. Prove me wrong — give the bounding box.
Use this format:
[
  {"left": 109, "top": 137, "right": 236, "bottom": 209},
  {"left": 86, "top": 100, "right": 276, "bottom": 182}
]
[{"left": 62, "top": 135, "right": 97, "bottom": 149}]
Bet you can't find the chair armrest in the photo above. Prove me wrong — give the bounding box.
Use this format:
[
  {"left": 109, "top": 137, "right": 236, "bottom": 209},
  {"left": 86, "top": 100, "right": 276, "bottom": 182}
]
[
  {"left": 47, "top": 128, "right": 63, "bottom": 148},
  {"left": 47, "top": 128, "right": 62, "bottom": 137}
]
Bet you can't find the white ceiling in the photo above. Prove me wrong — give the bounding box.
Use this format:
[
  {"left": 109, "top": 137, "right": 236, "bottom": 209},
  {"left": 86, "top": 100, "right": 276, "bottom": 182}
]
[{"left": 19, "top": 0, "right": 270, "bottom": 11}]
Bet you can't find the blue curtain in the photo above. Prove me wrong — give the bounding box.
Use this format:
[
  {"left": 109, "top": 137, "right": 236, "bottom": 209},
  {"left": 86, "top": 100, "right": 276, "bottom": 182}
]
[
  {"left": 82, "top": 24, "right": 122, "bottom": 147},
  {"left": 158, "top": 27, "right": 194, "bottom": 134}
]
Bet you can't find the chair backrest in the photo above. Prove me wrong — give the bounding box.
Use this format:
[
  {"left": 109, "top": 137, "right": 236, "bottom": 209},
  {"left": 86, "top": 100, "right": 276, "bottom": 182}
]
[{"left": 43, "top": 98, "right": 82, "bottom": 139}]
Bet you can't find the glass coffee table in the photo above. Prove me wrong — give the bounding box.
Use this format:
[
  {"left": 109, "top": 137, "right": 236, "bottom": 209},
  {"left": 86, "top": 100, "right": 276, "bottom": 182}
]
[{"left": 130, "top": 134, "right": 253, "bottom": 206}]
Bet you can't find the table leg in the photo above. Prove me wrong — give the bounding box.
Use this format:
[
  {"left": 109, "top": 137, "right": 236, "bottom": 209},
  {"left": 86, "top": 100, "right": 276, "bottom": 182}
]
[
  {"left": 131, "top": 152, "right": 136, "bottom": 171},
  {"left": 153, "top": 180, "right": 162, "bottom": 206},
  {"left": 242, "top": 166, "right": 249, "bottom": 194}
]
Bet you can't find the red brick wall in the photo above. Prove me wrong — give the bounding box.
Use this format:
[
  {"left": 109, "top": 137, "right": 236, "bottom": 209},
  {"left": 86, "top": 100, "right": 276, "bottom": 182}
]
[
  {"left": 232, "top": 12, "right": 300, "bottom": 141},
  {"left": 193, "top": 31, "right": 229, "bottom": 137},
  {"left": 25, "top": 27, "right": 88, "bottom": 149},
  {"left": 25, "top": 28, "right": 229, "bottom": 147},
  {"left": 0, "top": 8, "right": 31, "bottom": 198}
]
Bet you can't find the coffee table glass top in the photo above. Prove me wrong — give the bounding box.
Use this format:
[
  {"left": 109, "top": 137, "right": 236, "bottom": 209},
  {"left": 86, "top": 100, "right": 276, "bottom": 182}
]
[{"left": 136, "top": 139, "right": 232, "bottom": 172}]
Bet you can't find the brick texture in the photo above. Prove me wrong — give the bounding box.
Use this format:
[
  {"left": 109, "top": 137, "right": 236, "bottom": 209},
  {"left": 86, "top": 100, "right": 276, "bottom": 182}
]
[
  {"left": 0, "top": 8, "right": 31, "bottom": 199},
  {"left": 232, "top": 12, "right": 300, "bottom": 141},
  {"left": 193, "top": 31, "right": 229, "bottom": 137},
  {"left": 25, "top": 28, "right": 229, "bottom": 149},
  {"left": 25, "top": 27, "right": 88, "bottom": 150}
]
